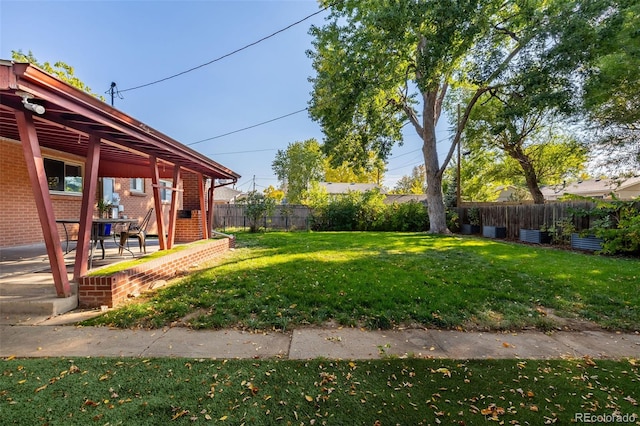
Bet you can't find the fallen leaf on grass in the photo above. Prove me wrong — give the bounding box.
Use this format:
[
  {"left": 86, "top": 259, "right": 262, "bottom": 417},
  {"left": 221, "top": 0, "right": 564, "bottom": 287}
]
[
  {"left": 34, "top": 384, "right": 47, "bottom": 393},
  {"left": 431, "top": 368, "right": 451, "bottom": 377},
  {"left": 480, "top": 404, "right": 505, "bottom": 418},
  {"left": 171, "top": 409, "right": 189, "bottom": 420},
  {"left": 583, "top": 355, "right": 596, "bottom": 366}
]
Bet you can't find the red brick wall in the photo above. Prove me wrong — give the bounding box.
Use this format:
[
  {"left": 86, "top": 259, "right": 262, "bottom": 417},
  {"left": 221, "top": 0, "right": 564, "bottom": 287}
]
[
  {"left": 78, "top": 236, "right": 235, "bottom": 308},
  {"left": 175, "top": 209, "right": 204, "bottom": 243},
  {"left": 114, "top": 178, "right": 177, "bottom": 237},
  {"left": 0, "top": 139, "right": 84, "bottom": 246},
  {"left": 182, "top": 172, "right": 201, "bottom": 211},
  {"left": 0, "top": 139, "right": 185, "bottom": 247}
]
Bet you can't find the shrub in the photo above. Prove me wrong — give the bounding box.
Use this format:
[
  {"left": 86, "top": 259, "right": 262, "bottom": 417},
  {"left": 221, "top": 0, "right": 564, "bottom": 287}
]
[
  {"left": 239, "top": 190, "right": 276, "bottom": 232},
  {"left": 571, "top": 196, "right": 640, "bottom": 255},
  {"left": 311, "top": 190, "right": 428, "bottom": 232},
  {"left": 380, "top": 201, "right": 429, "bottom": 232}
]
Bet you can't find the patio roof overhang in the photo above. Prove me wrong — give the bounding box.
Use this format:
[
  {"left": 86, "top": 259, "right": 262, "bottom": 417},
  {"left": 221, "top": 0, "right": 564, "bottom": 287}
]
[
  {"left": 0, "top": 60, "right": 240, "bottom": 181},
  {"left": 0, "top": 59, "right": 241, "bottom": 299}
]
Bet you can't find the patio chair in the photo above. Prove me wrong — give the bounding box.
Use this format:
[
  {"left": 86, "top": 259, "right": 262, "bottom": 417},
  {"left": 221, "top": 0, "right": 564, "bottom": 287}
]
[{"left": 119, "top": 208, "right": 153, "bottom": 255}]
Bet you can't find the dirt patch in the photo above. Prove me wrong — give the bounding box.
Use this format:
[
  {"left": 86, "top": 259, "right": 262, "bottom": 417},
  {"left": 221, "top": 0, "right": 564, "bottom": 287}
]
[
  {"left": 172, "top": 308, "right": 212, "bottom": 327},
  {"left": 538, "top": 307, "right": 603, "bottom": 331},
  {"left": 459, "top": 306, "right": 604, "bottom": 332}
]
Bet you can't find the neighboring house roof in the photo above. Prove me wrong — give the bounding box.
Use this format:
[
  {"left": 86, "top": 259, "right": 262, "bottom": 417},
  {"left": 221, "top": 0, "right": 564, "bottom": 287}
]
[
  {"left": 383, "top": 194, "right": 428, "bottom": 204},
  {"left": 494, "top": 185, "right": 531, "bottom": 202},
  {"left": 541, "top": 177, "right": 640, "bottom": 200},
  {"left": 213, "top": 186, "right": 242, "bottom": 203},
  {"left": 319, "top": 182, "right": 385, "bottom": 194}
]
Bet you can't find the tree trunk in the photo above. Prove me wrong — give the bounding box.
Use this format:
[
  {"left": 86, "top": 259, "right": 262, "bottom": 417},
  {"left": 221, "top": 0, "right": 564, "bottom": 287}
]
[
  {"left": 422, "top": 91, "right": 450, "bottom": 234},
  {"left": 508, "top": 145, "right": 545, "bottom": 204}
]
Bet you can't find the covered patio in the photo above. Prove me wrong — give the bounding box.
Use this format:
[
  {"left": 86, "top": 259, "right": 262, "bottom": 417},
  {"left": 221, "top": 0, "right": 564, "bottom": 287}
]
[
  {"left": 0, "top": 60, "right": 240, "bottom": 313},
  {"left": 0, "top": 238, "right": 163, "bottom": 323}
]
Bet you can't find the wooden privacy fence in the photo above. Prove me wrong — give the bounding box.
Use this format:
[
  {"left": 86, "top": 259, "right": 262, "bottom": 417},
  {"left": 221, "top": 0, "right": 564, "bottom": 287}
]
[
  {"left": 456, "top": 201, "right": 599, "bottom": 240},
  {"left": 212, "top": 204, "right": 312, "bottom": 231}
]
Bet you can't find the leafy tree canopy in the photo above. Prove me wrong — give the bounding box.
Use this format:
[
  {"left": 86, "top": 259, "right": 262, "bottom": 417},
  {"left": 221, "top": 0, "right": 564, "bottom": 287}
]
[
  {"left": 12, "top": 50, "right": 104, "bottom": 101},
  {"left": 272, "top": 139, "right": 324, "bottom": 204},
  {"left": 392, "top": 165, "right": 427, "bottom": 195},
  {"left": 307, "top": 0, "right": 584, "bottom": 231}
]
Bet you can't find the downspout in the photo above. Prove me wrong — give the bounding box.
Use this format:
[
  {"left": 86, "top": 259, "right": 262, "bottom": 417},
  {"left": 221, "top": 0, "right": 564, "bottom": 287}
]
[{"left": 207, "top": 177, "right": 238, "bottom": 238}]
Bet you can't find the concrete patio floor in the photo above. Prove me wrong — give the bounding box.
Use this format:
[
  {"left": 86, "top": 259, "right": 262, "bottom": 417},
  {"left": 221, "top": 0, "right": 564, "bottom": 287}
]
[{"left": 0, "top": 238, "right": 160, "bottom": 324}]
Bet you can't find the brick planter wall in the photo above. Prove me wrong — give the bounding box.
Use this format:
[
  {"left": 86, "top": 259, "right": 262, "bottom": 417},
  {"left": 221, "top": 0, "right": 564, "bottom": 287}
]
[{"left": 78, "top": 236, "right": 235, "bottom": 308}]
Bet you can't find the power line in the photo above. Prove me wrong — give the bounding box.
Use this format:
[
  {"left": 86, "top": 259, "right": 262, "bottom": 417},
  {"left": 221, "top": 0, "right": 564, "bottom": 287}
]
[
  {"left": 188, "top": 108, "right": 308, "bottom": 146},
  {"left": 390, "top": 148, "right": 421, "bottom": 159},
  {"left": 119, "top": 5, "right": 331, "bottom": 93},
  {"left": 207, "top": 148, "right": 278, "bottom": 156}
]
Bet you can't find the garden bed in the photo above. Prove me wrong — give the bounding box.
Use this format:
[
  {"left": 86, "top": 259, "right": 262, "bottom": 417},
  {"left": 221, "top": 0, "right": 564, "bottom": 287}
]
[{"left": 520, "top": 229, "right": 552, "bottom": 244}]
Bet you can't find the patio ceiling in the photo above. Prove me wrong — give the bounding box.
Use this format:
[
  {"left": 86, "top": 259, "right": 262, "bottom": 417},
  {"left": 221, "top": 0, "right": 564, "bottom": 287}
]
[{"left": 0, "top": 60, "right": 240, "bottom": 181}]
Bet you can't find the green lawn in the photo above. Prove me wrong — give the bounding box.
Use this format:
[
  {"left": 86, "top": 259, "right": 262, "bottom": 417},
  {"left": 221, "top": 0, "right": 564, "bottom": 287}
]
[
  {"left": 84, "top": 232, "right": 640, "bottom": 332},
  {"left": 2, "top": 357, "right": 638, "bottom": 425}
]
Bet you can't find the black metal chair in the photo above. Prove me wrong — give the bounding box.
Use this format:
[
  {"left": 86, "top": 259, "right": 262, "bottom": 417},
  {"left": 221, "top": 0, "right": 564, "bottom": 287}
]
[
  {"left": 93, "top": 223, "right": 112, "bottom": 260},
  {"left": 119, "top": 208, "right": 153, "bottom": 255}
]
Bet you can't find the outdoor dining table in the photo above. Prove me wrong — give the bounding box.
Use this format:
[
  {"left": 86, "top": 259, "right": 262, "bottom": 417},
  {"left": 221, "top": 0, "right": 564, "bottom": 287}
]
[{"left": 56, "top": 218, "right": 137, "bottom": 268}]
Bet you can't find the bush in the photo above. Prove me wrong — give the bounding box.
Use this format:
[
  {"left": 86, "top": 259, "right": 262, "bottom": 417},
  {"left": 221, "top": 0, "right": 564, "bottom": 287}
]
[
  {"left": 239, "top": 190, "right": 276, "bottom": 233},
  {"left": 311, "top": 190, "right": 428, "bottom": 232},
  {"left": 571, "top": 197, "right": 640, "bottom": 255},
  {"left": 377, "top": 201, "right": 429, "bottom": 232}
]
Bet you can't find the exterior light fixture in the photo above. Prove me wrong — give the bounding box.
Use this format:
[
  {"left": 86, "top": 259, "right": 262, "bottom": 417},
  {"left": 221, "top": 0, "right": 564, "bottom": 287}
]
[{"left": 17, "top": 91, "right": 45, "bottom": 115}]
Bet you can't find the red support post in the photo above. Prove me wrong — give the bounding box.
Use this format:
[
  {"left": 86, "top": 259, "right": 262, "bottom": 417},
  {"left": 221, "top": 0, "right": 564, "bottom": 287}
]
[
  {"left": 149, "top": 155, "right": 166, "bottom": 250},
  {"left": 74, "top": 134, "right": 101, "bottom": 279},
  {"left": 198, "top": 173, "right": 208, "bottom": 239},
  {"left": 166, "top": 166, "right": 181, "bottom": 249},
  {"left": 15, "top": 110, "right": 72, "bottom": 297},
  {"left": 207, "top": 181, "right": 215, "bottom": 237}
]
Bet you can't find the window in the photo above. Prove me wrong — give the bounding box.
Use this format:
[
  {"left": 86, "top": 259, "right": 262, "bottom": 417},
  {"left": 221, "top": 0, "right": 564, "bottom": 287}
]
[
  {"left": 130, "top": 178, "right": 144, "bottom": 193},
  {"left": 159, "top": 180, "right": 172, "bottom": 203},
  {"left": 43, "top": 158, "right": 82, "bottom": 193}
]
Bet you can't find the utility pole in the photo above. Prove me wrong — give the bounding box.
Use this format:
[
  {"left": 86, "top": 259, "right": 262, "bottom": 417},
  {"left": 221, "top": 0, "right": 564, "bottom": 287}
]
[
  {"left": 252, "top": 175, "right": 256, "bottom": 192},
  {"left": 109, "top": 82, "right": 116, "bottom": 106},
  {"left": 456, "top": 104, "right": 461, "bottom": 207}
]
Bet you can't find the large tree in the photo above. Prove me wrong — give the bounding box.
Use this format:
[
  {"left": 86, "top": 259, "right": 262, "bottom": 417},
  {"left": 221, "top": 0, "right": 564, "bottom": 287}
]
[
  {"left": 272, "top": 139, "right": 325, "bottom": 204},
  {"left": 308, "top": 0, "right": 630, "bottom": 231},
  {"left": 307, "top": 0, "right": 564, "bottom": 233},
  {"left": 462, "top": 97, "right": 587, "bottom": 203},
  {"left": 580, "top": 0, "right": 640, "bottom": 172},
  {"left": 272, "top": 139, "right": 385, "bottom": 204},
  {"left": 323, "top": 153, "right": 385, "bottom": 185}
]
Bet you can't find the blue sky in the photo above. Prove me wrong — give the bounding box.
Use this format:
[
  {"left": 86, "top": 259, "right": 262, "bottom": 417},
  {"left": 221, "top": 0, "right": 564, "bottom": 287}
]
[{"left": 1, "top": 0, "right": 451, "bottom": 192}]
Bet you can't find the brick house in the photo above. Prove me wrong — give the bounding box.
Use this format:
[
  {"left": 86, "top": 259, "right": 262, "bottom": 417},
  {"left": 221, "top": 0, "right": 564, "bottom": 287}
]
[{"left": 0, "top": 60, "right": 240, "bottom": 300}]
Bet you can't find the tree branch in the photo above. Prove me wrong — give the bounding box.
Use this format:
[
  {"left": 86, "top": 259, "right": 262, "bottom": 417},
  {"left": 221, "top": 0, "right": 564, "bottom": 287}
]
[
  {"left": 438, "top": 86, "right": 490, "bottom": 178},
  {"left": 494, "top": 25, "right": 520, "bottom": 42},
  {"left": 438, "top": 37, "right": 530, "bottom": 176},
  {"left": 402, "top": 102, "right": 424, "bottom": 138},
  {"left": 434, "top": 81, "right": 448, "bottom": 123}
]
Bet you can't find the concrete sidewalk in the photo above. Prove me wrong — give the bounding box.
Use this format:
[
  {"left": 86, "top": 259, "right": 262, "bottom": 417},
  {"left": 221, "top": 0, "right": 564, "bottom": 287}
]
[{"left": 1, "top": 312, "right": 638, "bottom": 360}]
